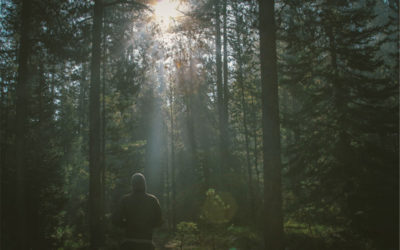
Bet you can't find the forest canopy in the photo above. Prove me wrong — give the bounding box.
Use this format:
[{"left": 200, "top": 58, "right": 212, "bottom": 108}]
[{"left": 0, "top": 0, "right": 398, "bottom": 249}]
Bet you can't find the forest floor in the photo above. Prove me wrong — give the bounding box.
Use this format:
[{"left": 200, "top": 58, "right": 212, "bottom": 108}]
[{"left": 150, "top": 226, "right": 373, "bottom": 250}]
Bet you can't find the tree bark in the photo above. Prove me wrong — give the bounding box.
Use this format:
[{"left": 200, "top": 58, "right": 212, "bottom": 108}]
[
  {"left": 164, "top": 121, "right": 171, "bottom": 230},
  {"left": 251, "top": 96, "right": 261, "bottom": 192},
  {"left": 215, "top": 0, "right": 226, "bottom": 174},
  {"left": 101, "top": 10, "right": 107, "bottom": 227},
  {"left": 258, "top": 0, "right": 284, "bottom": 249},
  {"left": 239, "top": 54, "right": 255, "bottom": 219},
  {"left": 89, "top": 0, "right": 104, "bottom": 248},
  {"left": 15, "top": 0, "right": 32, "bottom": 248},
  {"left": 78, "top": 63, "right": 88, "bottom": 135},
  {"left": 0, "top": 64, "right": 5, "bottom": 250},
  {"left": 235, "top": 24, "right": 256, "bottom": 218},
  {"left": 187, "top": 54, "right": 197, "bottom": 163},
  {"left": 169, "top": 80, "right": 176, "bottom": 231},
  {"left": 222, "top": 0, "right": 229, "bottom": 156}
]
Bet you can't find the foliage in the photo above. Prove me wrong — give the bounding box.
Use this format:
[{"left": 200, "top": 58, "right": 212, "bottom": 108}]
[
  {"left": 200, "top": 188, "right": 233, "bottom": 224},
  {"left": 227, "top": 225, "right": 261, "bottom": 249},
  {"left": 176, "top": 221, "right": 199, "bottom": 249},
  {"left": 278, "top": 0, "right": 398, "bottom": 249}
]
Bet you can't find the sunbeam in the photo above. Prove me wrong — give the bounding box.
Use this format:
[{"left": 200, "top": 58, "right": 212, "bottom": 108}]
[{"left": 152, "top": 0, "right": 182, "bottom": 29}]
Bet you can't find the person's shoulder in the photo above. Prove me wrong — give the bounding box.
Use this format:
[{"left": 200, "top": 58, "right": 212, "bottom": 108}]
[{"left": 145, "top": 193, "right": 159, "bottom": 202}]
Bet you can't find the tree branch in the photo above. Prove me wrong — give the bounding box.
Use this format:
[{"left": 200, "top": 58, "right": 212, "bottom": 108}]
[{"left": 103, "top": 0, "right": 151, "bottom": 12}]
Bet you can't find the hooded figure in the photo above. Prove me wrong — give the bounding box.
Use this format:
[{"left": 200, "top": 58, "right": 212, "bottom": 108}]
[
  {"left": 113, "top": 173, "right": 162, "bottom": 250},
  {"left": 131, "top": 173, "right": 147, "bottom": 193}
]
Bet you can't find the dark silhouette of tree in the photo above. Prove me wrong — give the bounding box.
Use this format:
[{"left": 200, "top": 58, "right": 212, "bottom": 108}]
[
  {"left": 258, "top": 0, "right": 284, "bottom": 249},
  {"left": 89, "top": 0, "right": 104, "bottom": 248},
  {"left": 15, "top": 0, "right": 32, "bottom": 248}
]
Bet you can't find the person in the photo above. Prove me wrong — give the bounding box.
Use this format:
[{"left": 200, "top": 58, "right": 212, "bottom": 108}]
[{"left": 113, "top": 173, "right": 162, "bottom": 250}]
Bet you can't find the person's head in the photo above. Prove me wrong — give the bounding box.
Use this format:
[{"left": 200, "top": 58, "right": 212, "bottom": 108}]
[{"left": 131, "top": 173, "right": 146, "bottom": 193}]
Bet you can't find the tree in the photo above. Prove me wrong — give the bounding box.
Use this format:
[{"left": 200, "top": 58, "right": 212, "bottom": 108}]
[
  {"left": 230, "top": 0, "right": 258, "bottom": 219},
  {"left": 222, "top": 0, "right": 230, "bottom": 165},
  {"left": 278, "top": 0, "right": 398, "bottom": 248},
  {"left": 214, "top": 0, "right": 230, "bottom": 176},
  {"left": 15, "top": 0, "right": 32, "bottom": 248},
  {"left": 258, "top": 0, "right": 284, "bottom": 249},
  {"left": 88, "top": 0, "right": 104, "bottom": 248}
]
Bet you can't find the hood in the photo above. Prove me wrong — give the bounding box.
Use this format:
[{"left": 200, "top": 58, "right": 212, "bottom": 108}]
[{"left": 131, "top": 173, "right": 146, "bottom": 193}]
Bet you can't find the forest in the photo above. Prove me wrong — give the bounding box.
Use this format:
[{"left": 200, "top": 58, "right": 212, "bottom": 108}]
[{"left": 0, "top": 0, "right": 398, "bottom": 249}]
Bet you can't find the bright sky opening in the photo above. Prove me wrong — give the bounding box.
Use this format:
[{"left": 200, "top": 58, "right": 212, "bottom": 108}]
[{"left": 152, "top": 0, "right": 181, "bottom": 29}]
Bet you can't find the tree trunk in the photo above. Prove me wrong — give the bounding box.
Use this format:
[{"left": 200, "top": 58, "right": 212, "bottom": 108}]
[
  {"left": 164, "top": 122, "right": 171, "bottom": 230},
  {"left": 169, "top": 81, "right": 176, "bottom": 231},
  {"left": 15, "top": 0, "right": 32, "bottom": 248},
  {"left": 222, "top": 0, "right": 229, "bottom": 157},
  {"left": 258, "top": 0, "right": 284, "bottom": 249},
  {"left": 235, "top": 27, "right": 255, "bottom": 218},
  {"left": 187, "top": 55, "right": 197, "bottom": 164},
  {"left": 101, "top": 12, "right": 107, "bottom": 226},
  {"left": 89, "top": 0, "right": 104, "bottom": 248},
  {"left": 239, "top": 57, "right": 255, "bottom": 219},
  {"left": 0, "top": 67, "right": 5, "bottom": 250},
  {"left": 78, "top": 63, "right": 87, "bottom": 135},
  {"left": 251, "top": 96, "right": 261, "bottom": 192},
  {"left": 215, "top": 0, "right": 226, "bottom": 174}
]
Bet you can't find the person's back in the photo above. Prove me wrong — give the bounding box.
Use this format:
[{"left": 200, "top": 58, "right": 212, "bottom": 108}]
[{"left": 113, "top": 173, "right": 162, "bottom": 250}]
